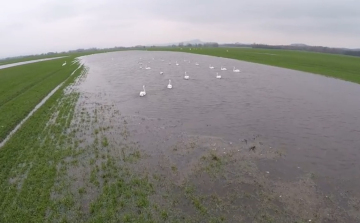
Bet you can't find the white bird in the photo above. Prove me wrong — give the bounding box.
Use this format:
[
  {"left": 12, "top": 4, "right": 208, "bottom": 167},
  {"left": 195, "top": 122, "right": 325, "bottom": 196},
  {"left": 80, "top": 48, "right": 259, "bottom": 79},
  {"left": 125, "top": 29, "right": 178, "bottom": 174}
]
[
  {"left": 160, "top": 71, "right": 164, "bottom": 74},
  {"left": 176, "top": 61, "right": 179, "bottom": 66},
  {"left": 233, "top": 67, "right": 240, "bottom": 72},
  {"left": 216, "top": 73, "right": 222, "bottom": 79},
  {"left": 195, "top": 62, "right": 199, "bottom": 66},
  {"left": 62, "top": 61, "right": 66, "bottom": 66},
  {"left": 209, "top": 65, "right": 214, "bottom": 69},
  {"left": 167, "top": 79, "right": 173, "bottom": 89},
  {"left": 184, "top": 72, "right": 189, "bottom": 80},
  {"left": 145, "top": 66, "right": 151, "bottom": 70},
  {"left": 140, "top": 85, "right": 146, "bottom": 97},
  {"left": 221, "top": 66, "right": 227, "bottom": 71}
]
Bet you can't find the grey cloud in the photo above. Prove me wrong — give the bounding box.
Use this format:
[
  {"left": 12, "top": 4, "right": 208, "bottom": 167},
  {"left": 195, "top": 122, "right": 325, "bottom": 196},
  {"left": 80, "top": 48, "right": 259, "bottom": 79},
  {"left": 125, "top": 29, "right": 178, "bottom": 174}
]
[{"left": 0, "top": 0, "right": 359, "bottom": 58}]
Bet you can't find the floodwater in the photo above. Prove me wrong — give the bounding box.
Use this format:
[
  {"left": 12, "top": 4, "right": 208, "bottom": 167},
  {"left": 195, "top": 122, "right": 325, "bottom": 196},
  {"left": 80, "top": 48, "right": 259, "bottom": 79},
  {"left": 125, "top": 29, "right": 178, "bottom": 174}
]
[
  {"left": 78, "top": 50, "right": 360, "bottom": 192},
  {"left": 0, "top": 56, "right": 66, "bottom": 70}
]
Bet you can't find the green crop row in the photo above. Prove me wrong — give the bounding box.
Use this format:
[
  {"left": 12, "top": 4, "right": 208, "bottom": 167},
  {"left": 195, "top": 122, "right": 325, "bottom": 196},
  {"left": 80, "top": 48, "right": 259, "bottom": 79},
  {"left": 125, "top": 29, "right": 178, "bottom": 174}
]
[
  {"left": 0, "top": 64, "right": 85, "bottom": 222},
  {"left": 0, "top": 58, "right": 79, "bottom": 142}
]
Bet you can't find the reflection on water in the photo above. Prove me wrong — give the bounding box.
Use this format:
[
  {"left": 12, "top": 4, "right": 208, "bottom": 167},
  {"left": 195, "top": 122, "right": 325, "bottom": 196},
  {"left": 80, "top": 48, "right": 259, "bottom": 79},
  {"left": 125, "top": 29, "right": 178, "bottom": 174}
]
[{"left": 79, "top": 50, "right": 360, "bottom": 188}]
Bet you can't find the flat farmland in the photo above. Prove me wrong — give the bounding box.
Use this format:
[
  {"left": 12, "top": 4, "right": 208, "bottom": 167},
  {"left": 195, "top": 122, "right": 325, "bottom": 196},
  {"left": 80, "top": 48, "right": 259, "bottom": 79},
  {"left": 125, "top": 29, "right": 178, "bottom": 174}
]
[{"left": 0, "top": 58, "right": 80, "bottom": 142}]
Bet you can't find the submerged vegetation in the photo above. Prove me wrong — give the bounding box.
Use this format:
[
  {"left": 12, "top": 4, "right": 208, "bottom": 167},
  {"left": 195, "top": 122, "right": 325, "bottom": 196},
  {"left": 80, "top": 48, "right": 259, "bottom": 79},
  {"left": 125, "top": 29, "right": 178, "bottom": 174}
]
[{"left": 148, "top": 47, "right": 360, "bottom": 84}]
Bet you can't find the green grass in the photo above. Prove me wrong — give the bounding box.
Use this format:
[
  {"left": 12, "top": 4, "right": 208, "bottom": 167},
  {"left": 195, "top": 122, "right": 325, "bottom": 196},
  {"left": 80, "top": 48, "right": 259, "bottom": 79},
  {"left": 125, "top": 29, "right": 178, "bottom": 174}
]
[
  {"left": 148, "top": 47, "right": 360, "bottom": 84},
  {"left": 0, "top": 65, "right": 84, "bottom": 222},
  {"left": 0, "top": 49, "right": 124, "bottom": 66},
  {"left": 0, "top": 57, "right": 80, "bottom": 142}
]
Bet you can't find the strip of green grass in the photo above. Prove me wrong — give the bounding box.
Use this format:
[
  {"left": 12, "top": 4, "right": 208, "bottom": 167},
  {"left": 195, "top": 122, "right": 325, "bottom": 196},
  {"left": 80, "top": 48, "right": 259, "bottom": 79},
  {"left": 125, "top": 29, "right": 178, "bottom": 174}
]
[
  {"left": 148, "top": 47, "right": 360, "bottom": 84},
  {"left": 0, "top": 64, "right": 84, "bottom": 222},
  {"left": 0, "top": 58, "right": 79, "bottom": 142}
]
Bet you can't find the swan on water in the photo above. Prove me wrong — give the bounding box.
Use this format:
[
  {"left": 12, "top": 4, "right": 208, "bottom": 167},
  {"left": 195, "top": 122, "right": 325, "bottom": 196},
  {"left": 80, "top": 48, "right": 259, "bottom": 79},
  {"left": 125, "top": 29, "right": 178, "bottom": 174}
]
[
  {"left": 216, "top": 73, "right": 222, "bottom": 79},
  {"left": 62, "top": 61, "right": 66, "bottom": 66},
  {"left": 145, "top": 66, "right": 151, "bottom": 70},
  {"left": 160, "top": 71, "right": 164, "bottom": 74},
  {"left": 140, "top": 85, "right": 146, "bottom": 97},
  {"left": 209, "top": 65, "right": 214, "bottom": 69},
  {"left": 195, "top": 62, "right": 199, "bottom": 66},
  {"left": 233, "top": 67, "right": 240, "bottom": 72},
  {"left": 167, "top": 79, "right": 173, "bottom": 89},
  {"left": 184, "top": 72, "right": 189, "bottom": 80},
  {"left": 176, "top": 61, "right": 179, "bottom": 66},
  {"left": 221, "top": 66, "right": 227, "bottom": 71}
]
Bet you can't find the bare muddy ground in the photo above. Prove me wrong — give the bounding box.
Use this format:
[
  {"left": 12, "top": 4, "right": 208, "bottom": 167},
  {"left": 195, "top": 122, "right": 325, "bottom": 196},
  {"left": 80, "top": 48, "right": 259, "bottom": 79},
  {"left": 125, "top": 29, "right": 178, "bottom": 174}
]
[{"left": 45, "top": 51, "right": 360, "bottom": 222}]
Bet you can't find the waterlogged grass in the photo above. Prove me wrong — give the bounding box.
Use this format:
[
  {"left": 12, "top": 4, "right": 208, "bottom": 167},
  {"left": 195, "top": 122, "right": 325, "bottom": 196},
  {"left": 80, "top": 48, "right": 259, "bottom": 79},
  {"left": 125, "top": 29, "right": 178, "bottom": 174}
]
[
  {"left": 0, "top": 65, "right": 84, "bottom": 222},
  {"left": 0, "top": 58, "right": 80, "bottom": 142},
  {"left": 148, "top": 47, "right": 360, "bottom": 84}
]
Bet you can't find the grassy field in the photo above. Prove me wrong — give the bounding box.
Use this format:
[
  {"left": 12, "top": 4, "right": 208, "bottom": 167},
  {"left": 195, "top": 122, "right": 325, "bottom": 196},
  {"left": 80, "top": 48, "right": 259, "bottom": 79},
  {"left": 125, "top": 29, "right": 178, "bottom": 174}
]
[
  {"left": 0, "top": 49, "right": 123, "bottom": 66},
  {"left": 148, "top": 47, "right": 360, "bottom": 84},
  {"left": 0, "top": 58, "right": 80, "bottom": 142}
]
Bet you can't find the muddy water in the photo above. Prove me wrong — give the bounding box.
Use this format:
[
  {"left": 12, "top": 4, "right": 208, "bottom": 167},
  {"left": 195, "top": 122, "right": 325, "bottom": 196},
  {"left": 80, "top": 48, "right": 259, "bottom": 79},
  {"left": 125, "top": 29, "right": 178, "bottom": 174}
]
[{"left": 78, "top": 51, "right": 360, "bottom": 190}]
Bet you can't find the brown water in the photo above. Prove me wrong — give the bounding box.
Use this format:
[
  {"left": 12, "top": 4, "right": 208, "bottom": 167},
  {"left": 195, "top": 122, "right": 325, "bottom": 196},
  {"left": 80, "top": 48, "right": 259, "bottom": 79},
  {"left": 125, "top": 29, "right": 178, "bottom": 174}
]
[{"left": 78, "top": 50, "right": 360, "bottom": 191}]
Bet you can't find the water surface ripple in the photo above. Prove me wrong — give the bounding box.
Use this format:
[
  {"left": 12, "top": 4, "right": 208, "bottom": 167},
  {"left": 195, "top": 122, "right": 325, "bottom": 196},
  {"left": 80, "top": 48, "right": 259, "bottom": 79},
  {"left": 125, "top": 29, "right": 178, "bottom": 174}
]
[{"left": 79, "top": 50, "right": 360, "bottom": 187}]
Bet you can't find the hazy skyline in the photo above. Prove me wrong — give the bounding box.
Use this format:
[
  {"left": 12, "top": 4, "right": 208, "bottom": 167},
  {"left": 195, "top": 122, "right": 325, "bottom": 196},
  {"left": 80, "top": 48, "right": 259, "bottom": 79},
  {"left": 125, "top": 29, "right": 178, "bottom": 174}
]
[{"left": 1, "top": 0, "right": 359, "bottom": 58}]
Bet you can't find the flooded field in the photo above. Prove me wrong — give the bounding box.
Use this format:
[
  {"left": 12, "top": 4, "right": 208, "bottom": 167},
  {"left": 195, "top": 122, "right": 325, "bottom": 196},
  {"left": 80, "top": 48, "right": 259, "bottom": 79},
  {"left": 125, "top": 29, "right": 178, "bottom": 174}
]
[
  {"left": 79, "top": 50, "right": 360, "bottom": 179},
  {"left": 32, "top": 50, "right": 359, "bottom": 222}
]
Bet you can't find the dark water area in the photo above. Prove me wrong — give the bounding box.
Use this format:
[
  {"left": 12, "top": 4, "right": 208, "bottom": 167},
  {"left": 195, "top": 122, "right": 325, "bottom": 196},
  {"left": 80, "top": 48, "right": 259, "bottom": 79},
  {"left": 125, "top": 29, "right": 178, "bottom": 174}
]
[{"left": 79, "top": 50, "right": 360, "bottom": 191}]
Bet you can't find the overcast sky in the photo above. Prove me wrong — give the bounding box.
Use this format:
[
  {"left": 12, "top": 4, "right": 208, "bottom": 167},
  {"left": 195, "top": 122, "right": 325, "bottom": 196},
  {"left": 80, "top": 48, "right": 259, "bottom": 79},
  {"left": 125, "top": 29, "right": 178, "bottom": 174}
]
[{"left": 1, "top": 0, "right": 359, "bottom": 58}]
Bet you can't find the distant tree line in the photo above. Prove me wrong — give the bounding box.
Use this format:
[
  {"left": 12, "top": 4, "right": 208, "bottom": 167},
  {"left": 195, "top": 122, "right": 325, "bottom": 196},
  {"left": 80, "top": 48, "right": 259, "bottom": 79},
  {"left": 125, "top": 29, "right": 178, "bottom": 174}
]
[
  {"left": 251, "top": 44, "right": 360, "bottom": 57},
  {"left": 174, "top": 42, "right": 219, "bottom": 48},
  {"left": 0, "top": 46, "right": 127, "bottom": 62}
]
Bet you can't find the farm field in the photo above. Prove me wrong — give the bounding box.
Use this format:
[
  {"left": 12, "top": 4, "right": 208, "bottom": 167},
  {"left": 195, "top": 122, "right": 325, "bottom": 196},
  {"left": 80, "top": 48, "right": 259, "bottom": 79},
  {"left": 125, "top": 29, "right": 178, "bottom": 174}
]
[
  {"left": 0, "top": 58, "right": 81, "bottom": 142},
  {"left": 148, "top": 47, "right": 360, "bottom": 84}
]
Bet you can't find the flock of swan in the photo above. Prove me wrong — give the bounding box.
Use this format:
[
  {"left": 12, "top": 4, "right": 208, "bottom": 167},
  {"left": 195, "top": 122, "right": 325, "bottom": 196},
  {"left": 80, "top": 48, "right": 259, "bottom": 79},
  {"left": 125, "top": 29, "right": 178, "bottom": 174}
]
[{"left": 138, "top": 57, "right": 241, "bottom": 97}]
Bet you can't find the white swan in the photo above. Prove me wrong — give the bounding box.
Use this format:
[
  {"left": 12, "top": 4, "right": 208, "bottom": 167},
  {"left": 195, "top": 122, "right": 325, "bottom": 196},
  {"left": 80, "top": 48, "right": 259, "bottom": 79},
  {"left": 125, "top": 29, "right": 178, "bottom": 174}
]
[
  {"left": 145, "top": 66, "right": 151, "bottom": 70},
  {"left": 184, "top": 72, "right": 189, "bottom": 80},
  {"left": 176, "top": 61, "right": 179, "bottom": 66},
  {"left": 62, "top": 61, "right": 66, "bottom": 66},
  {"left": 216, "top": 73, "right": 222, "bottom": 79},
  {"left": 160, "top": 71, "right": 164, "bottom": 74},
  {"left": 209, "top": 65, "right": 214, "bottom": 69},
  {"left": 167, "top": 80, "right": 173, "bottom": 89},
  {"left": 195, "top": 62, "right": 199, "bottom": 66},
  {"left": 221, "top": 66, "right": 227, "bottom": 71},
  {"left": 140, "top": 85, "right": 146, "bottom": 97},
  {"left": 233, "top": 67, "right": 240, "bottom": 72}
]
